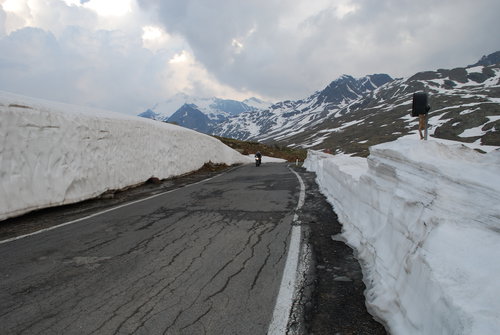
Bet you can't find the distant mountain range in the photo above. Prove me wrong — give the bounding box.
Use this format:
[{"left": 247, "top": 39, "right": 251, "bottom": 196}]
[
  {"left": 212, "top": 74, "right": 393, "bottom": 142},
  {"left": 138, "top": 93, "right": 271, "bottom": 134},
  {"left": 139, "top": 51, "right": 500, "bottom": 156}
]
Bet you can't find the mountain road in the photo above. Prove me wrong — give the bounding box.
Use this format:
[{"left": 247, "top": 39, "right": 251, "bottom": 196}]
[{"left": 0, "top": 163, "right": 386, "bottom": 334}]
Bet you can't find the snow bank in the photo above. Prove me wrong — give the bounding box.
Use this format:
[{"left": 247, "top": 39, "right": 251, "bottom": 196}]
[
  {"left": 304, "top": 139, "right": 500, "bottom": 335},
  {"left": 246, "top": 154, "right": 288, "bottom": 163},
  {"left": 0, "top": 91, "right": 251, "bottom": 221}
]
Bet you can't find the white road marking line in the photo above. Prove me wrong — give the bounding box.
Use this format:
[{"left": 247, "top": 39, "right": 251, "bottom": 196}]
[
  {"left": 267, "top": 167, "right": 306, "bottom": 335},
  {"left": 0, "top": 172, "right": 225, "bottom": 245}
]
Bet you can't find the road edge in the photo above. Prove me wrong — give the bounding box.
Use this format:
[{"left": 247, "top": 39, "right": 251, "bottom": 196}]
[{"left": 267, "top": 167, "right": 306, "bottom": 335}]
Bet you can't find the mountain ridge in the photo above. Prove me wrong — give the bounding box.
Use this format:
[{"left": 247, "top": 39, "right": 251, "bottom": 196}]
[
  {"left": 276, "top": 52, "right": 500, "bottom": 155},
  {"left": 210, "top": 73, "right": 394, "bottom": 142},
  {"left": 139, "top": 51, "right": 500, "bottom": 156},
  {"left": 139, "top": 94, "right": 271, "bottom": 121},
  {"left": 138, "top": 94, "right": 272, "bottom": 135}
]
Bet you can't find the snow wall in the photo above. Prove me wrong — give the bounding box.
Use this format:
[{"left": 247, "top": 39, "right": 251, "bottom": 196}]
[
  {"left": 0, "top": 91, "right": 251, "bottom": 221},
  {"left": 304, "top": 138, "right": 500, "bottom": 335}
]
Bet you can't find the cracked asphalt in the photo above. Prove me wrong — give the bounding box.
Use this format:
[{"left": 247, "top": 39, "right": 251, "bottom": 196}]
[
  {"left": 0, "top": 163, "right": 298, "bottom": 334},
  {"left": 0, "top": 163, "right": 386, "bottom": 334}
]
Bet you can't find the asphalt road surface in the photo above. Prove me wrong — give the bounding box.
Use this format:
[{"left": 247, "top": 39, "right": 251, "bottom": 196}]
[
  {"left": 1, "top": 163, "right": 302, "bottom": 334},
  {"left": 0, "top": 163, "right": 386, "bottom": 334}
]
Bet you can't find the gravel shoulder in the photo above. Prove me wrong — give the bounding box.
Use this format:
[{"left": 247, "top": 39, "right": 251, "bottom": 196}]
[{"left": 291, "top": 166, "right": 387, "bottom": 334}]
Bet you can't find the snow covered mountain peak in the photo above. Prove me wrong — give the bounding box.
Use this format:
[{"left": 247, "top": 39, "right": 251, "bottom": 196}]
[
  {"left": 139, "top": 94, "right": 271, "bottom": 122},
  {"left": 138, "top": 51, "right": 499, "bottom": 156},
  {"left": 212, "top": 73, "right": 393, "bottom": 142},
  {"left": 242, "top": 97, "right": 273, "bottom": 110},
  {"left": 138, "top": 93, "right": 273, "bottom": 136},
  {"left": 283, "top": 52, "right": 500, "bottom": 155},
  {"left": 317, "top": 73, "right": 393, "bottom": 105},
  {"left": 138, "top": 73, "right": 392, "bottom": 141}
]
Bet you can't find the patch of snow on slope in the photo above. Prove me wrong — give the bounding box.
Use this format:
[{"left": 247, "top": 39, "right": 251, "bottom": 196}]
[
  {"left": 484, "top": 69, "right": 500, "bottom": 87},
  {"left": 459, "top": 125, "right": 487, "bottom": 137},
  {"left": 466, "top": 66, "right": 483, "bottom": 74}
]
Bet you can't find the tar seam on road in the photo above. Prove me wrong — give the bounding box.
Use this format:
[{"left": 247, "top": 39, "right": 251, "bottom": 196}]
[
  {"left": 0, "top": 171, "right": 227, "bottom": 245},
  {"left": 267, "top": 167, "right": 306, "bottom": 335}
]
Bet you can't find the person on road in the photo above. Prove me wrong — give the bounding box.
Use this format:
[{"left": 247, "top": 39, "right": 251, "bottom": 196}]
[{"left": 255, "top": 151, "right": 262, "bottom": 166}]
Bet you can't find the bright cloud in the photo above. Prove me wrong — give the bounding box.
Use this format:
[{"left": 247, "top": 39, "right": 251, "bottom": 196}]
[
  {"left": 334, "top": 2, "right": 359, "bottom": 19},
  {"left": 0, "top": 0, "right": 265, "bottom": 114},
  {"left": 169, "top": 50, "right": 189, "bottom": 64},
  {"left": 62, "top": 0, "right": 133, "bottom": 17},
  {"left": 142, "top": 25, "right": 170, "bottom": 52},
  {"left": 1, "top": 0, "right": 31, "bottom": 33},
  {"left": 2, "top": 0, "right": 24, "bottom": 12},
  {"left": 142, "top": 0, "right": 500, "bottom": 100},
  {"left": 231, "top": 39, "right": 244, "bottom": 54},
  {"left": 82, "top": 0, "right": 133, "bottom": 17},
  {"left": 142, "top": 25, "right": 163, "bottom": 41},
  {"left": 165, "top": 49, "right": 254, "bottom": 100}
]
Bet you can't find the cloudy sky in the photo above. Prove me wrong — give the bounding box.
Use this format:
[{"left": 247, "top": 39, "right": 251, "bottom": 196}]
[{"left": 1, "top": 0, "right": 499, "bottom": 115}]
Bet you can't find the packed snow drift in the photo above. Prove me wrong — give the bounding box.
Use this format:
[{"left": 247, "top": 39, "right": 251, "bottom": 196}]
[
  {"left": 0, "top": 91, "right": 251, "bottom": 221},
  {"left": 246, "top": 154, "right": 287, "bottom": 163},
  {"left": 304, "top": 138, "right": 500, "bottom": 334}
]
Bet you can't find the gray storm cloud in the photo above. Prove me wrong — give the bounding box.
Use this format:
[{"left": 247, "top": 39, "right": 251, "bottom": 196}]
[
  {"left": 0, "top": 0, "right": 499, "bottom": 115},
  {"left": 0, "top": 24, "right": 167, "bottom": 113},
  {"left": 140, "top": 0, "right": 500, "bottom": 99}
]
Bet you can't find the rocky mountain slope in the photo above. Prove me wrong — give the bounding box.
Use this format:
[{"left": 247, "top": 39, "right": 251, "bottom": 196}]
[
  {"left": 139, "top": 51, "right": 500, "bottom": 156},
  {"left": 274, "top": 51, "right": 500, "bottom": 156},
  {"left": 212, "top": 74, "right": 393, "bottom": 142},
  {"left": 167, "top": 103, "right": 214, "bottom": 134}
]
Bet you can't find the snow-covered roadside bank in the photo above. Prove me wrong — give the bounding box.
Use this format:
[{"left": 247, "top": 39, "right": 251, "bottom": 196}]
[
  {"left": 304, "top": 139, "right": 500, "bottom": 334},
  {"left": 246, "top": 154, "right": 288, "bottom": 163},
  {"left": 0, "top": 91, "right": 252, "bottom": 221}
]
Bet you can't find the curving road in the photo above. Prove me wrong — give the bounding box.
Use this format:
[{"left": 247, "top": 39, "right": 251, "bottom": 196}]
[{"left": 0, "top": 163, "right": 302, "bottom": 334}]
